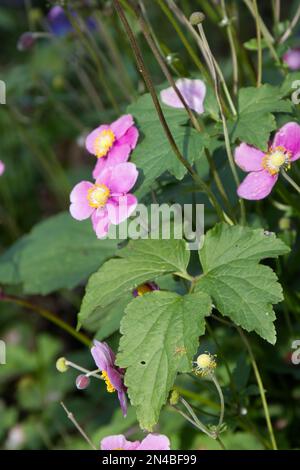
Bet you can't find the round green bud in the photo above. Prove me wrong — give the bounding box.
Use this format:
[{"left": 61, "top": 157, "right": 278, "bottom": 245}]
[
  {"left": 56, "top": 357, "right": 69, "bottom": 373},
  {"left": 189, "top": 12, "right": 206, "bottom": 25}
]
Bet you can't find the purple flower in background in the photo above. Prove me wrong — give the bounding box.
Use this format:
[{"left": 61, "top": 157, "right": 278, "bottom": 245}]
[
  {"left": 100, "top": 433, "right": 170, "bottom": 450},
  {"left": 160, "top": 78, "right": 206, "bottom": 114},
  {"left": 47, "top": 6, "right": 96, "bottom": 37},
  {"left": 91, "top": 341, "right": 127, "bottom": 417},
  {"left": 69, "top": 162, "right": 138, "bottom": 238},
  {"left": 283, "top": 48, "right": 300, "bottom": 71},
  {"left": 85, "top": 114, "right": 139, "bottom": 179},
  {"left": 0, "top": 161, "right": 5, "bottom": 176},
  {"left": 235, "top": 122, "right": 300, "bottom": 200},
  {"left": 132, "top": 282, "right": 159, "bottom": 297}
]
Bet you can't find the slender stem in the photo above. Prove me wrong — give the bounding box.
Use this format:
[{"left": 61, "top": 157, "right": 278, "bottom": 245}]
[
  {"left": 281, "top": 170, "right": 300, "bottom": 195},
  {"left": 237, "top": 328, "right": 278, "bottom": 450},
  {"left": 220, "top": 0, "right": 239, "bottom": 95},
  {"left": 113, "top": 0, "right": 227, "bottom": 222},
  {"left": 0, "top": 294, "right": 91, "bottom": 347},
  {"left": 210, "top": 373, "right": 225, "bottom": 430},
  {"left": 65, "top": 361, "right": 103, "bottom": 380},
  {"left": 61, "top": 402, "right": 97, "bottom": 450},
  {"left": 279, "top": 4, "right": 300, "bottom": 44},
  {"left": 252, "top": 0, "right": 262, "bottom": 87},
  {"left": 155, "top": 0, "right": 209, "bottom": 78},
  {"left": 180, "top": 397, "right": 213, "bottom": 437}
]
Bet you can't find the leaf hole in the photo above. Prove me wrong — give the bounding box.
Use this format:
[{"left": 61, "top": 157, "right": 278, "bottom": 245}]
[{"left": 140, "top": 361, "right": 146, "bottom": 365}]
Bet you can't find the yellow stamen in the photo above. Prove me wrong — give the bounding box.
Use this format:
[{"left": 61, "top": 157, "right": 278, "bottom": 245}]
[
  {"left": 94, "top": 129, "right": 115, "bottom": 158},
  {"left": 194, "top": 353, "right": 217, "bottom": 377},
  {"left": 87, "top": 184, "right": 110, "bottom": 208},
  {"left": 262, "top": 146, "right": 292, "bottom": 175},
  {"left": 101, "top": 370, "right": 116, "bottom": 393}
]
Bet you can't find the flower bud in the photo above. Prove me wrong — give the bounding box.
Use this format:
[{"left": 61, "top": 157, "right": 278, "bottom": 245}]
[
  {"left": 189, "top": 12, "right": 206, "bottom": 26},
  {"left": 76, "top": 374, "right": 90, "bottom": 390},
  {"left": 56, "top": 357, "right": 69, "bottom": 373},
  {"left": 17, "top": 32, "right": 36, "bottom": 51},
  {"left": 169, "top": 389, "right": 180, "bottom": 406}
]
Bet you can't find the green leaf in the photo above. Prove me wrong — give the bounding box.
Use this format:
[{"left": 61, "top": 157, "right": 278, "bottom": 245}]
[
  {"left": 0, "top": 212, "right": 118, "bottom": 295},
  {"left": 243, "top": 38, "right": 268, "bottom": 50},
  {"left": 117, "top": 290, "right": 212, "bottom": 430},
  {"left": 228, "top": 85, "right": 292, "bottom": 150},
  {"left": 79, "top": 238, "right": 190, "bottom": 325},
  {"left": 128, "top": 93, "right": 209, "bottom": 197},
  {"left": 196, "top": 223, "right": 290, "bottom": 344}
]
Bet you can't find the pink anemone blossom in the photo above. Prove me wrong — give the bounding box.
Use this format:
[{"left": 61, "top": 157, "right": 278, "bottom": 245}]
[
  {"left": 160, "top": 78, "right": 206, "bottom": 114},
  {"left": 100, "top": 433, "right": 170, "bottom": 450},
  {"left": 283, "top": 48, "right": 300, "bottom": 71},
  {"left": 0, "top": 161, "right": 5, "bottom": 176},
  {"left": 69, "top": 162, "right": 138, "bottom": 238},
  {"left": 91, "top": 341, "right": 127, "bottom": 417},
  {"left": 235, "top": 122, "right": 300, "bottom": 200},
  {"left": 85, "top": 114, "right": 139, "bottom": 179}
]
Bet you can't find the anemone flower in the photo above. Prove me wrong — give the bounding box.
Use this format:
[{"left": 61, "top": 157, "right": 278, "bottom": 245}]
[{"left": 160, "top": 78, "right": 206, "bottom": 114}]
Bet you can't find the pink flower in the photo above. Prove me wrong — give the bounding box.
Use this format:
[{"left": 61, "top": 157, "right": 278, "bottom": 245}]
[
  {"left": 160, "top": 78, "right": 206, "bottom": 114},
  {"left": 235, "top": 122, "right": 300, "bottom": 200},
  {"left": 283, "top": 48, "right": 300, "bottom": 71},
  {"left": 69, "top": 162, "right": 138, "bottom": 238},
  {"left": 0, "top": 161, "right": 5, "bottom": 176},
  {"left": 91, "top": 341, "right": 127, "bottom": 417},
  {"left": 85, "top": 114, "right": 139, "bottom": 179},
  {"left": 100, "top": 434, "right": 170, "bottom": 450}
]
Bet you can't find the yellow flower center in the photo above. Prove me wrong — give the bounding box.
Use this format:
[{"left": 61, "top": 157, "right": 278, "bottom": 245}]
[
  {"left": 262, "top": 146, "right": 291, "bottom": 175},
  {"left": 87, "top": 184, "right": 110, "bottom": 208},
  {"left": 136, "top": 284, "right": 153, "bottom": 296},
  {"left": 94, "top": 129, "right": 115, "bottom": 158},
  {"left": 101, "top": 370, "right": 116, "bottom": 393},
  {"left": 114, "top": 448, "right": 124, "bottom": 450},
  {"left": 195, "top": 353, "right": 217, "bottom": 377}
]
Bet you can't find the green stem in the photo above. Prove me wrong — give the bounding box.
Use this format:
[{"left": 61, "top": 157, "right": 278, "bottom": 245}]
[
  {"left": 281, "top": 170, "right": 300, "bottom": 195},
  {"left": 237, "top": 328, "right": 278, "bottom": 450},
  {"left": 0, "top": 294, "right": 91, "bottom": 347},
  {"left": 252, "top": 0, "right": 262, "bottom": 87},
  {"left": 113, "top": 0, "right": 227, "bottom": 223},
  {"left": 220, "top": 0, "right": 239, "bottom": 95}
]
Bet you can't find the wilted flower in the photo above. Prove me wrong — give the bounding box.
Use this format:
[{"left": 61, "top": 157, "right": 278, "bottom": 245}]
[
  {"left": 91, "top": 341, "right": 127, "bottom": 417},
  {"left": 17, "top": 32, "right": 36, "bottom": 51},
  {"left": 235, "top": 122, "right": 300, "bottom": 200},
  {"left": 194, "top": 353, "right": 217, "bottom": 377},
  {"left": 132, "top": 282, "right": 159, "bottom": 297},
  {"left": 283, "top": 48, "right": 300, "bottom": 71},
  {"left": 69, "top": 162, "right": 138, "bottom": 238},
  {"left": 100, "top": 433, "right": 170, "bottom": 450},
  {"left": 85, "top": 114, "right": 139, "bottom": 179},
  {"left": 0, "top": 161, "right": 5, "bottom": 176},
  {"left": 160, "top": 78, "right": 206, "bottom": 114}
]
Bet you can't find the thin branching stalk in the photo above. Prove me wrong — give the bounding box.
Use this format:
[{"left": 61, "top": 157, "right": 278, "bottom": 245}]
[
  {"left": 220, "top": 0, "right": 239, "bottom": 96},
  {"left": 252, "top": 0, "right": 262, "bottom": 87},
  {"left": 61, "top": 403, "right": 97, "bottom": 450},
  {"left": 113, "top": 0, "right": 228, "bottom": 222},
  {"left": 279, "top": 4, "right": 300, "bottom": 44}
]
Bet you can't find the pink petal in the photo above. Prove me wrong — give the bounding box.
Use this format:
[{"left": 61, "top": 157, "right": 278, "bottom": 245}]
[
  {"left": 237, "top": 170, "right": 278, "bottom": 200},
  {"left": 111, "top": 114, "right": 134, "bottom": 139},
  {"left": 273, "top": 122, "right": 300, "bottom": 161},
  {"left": 234, "top": 143, "right": 265, "bottom": 172},
  {"left": 100, "top": 435, "right": 140, "bottom": 451},
  {"left": 118, "top": 126, "right": 139, "bottom": 149},
  {"left": 107, "top": 194, "right": 137, "bottom": 225},
  {"left": 69, "top": 181, "right": 94, "bottom": 220},
  {"left": 117, "top": 390, "right": 128, "bottom": 417},
  {"left": 160, "top": 78, "right": 206, "bottom": 114},
  {"left": 91, "top": 209, "right": 110, "bottom": 239},
  {"left": 97, "top": 163, "right": 138, "bottom": 194},
  {"left": 92, "top": 144, "right": 131, "bottom": 179},
  {"left": 85, "top": 125, "right": 109, "bottom": 155},
  {"left": 91, "top": 340, "right": 115, "bottom": 370},
  {"left": 137, "top": 434, "right": 170, "bottom": 450},
  {"left": 0, "top": 160, "right": 5, "bottom": 176},
  {"left": 283, "top": 48, "right": 300, "bottom": 71}
]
